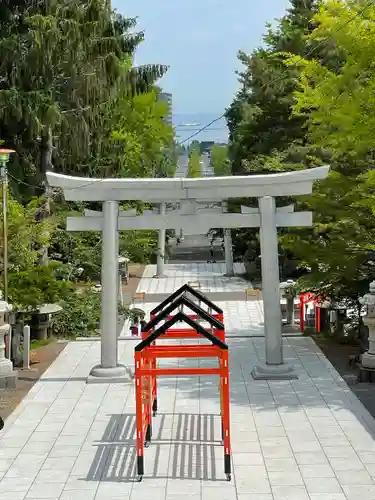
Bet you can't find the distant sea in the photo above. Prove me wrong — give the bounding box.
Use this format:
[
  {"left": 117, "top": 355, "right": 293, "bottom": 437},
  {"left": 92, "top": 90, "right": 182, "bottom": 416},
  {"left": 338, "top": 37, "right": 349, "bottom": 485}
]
[{"left": 173, "top": 112, "right": 228, "bottom": 145}]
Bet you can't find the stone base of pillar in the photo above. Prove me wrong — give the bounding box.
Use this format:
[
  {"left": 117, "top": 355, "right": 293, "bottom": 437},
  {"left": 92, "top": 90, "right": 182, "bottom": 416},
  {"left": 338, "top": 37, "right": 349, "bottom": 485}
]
[
  {"left": 251, "top": 362, "right": 298, "bottom": 380},
  {"left": 87, "top": 364, "right": 133, "bottom": 384},
  {"left": 0, "top": 372, "right": 18, "bottom": 390},
  {"left": 223, "top": 272, "right": 235, "bottom": 277},
  {"left": 153, "top": 274, "right": 166, "bottom": 279},
  {"left": 361, "top": 352, "right": 375, "bottom": 369}
]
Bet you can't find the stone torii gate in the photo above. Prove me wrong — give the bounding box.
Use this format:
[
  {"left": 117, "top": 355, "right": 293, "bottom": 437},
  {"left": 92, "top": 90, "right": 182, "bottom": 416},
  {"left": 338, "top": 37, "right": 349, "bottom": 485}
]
[{"left": 47, "top": 166, "right": 329, "bottom": 382}]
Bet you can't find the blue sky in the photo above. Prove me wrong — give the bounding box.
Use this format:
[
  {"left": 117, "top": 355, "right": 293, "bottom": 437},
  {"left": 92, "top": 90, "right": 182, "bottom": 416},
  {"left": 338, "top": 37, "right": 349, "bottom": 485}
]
[{"left": 113, "top": 0, "right": 291, "bottom": 115}]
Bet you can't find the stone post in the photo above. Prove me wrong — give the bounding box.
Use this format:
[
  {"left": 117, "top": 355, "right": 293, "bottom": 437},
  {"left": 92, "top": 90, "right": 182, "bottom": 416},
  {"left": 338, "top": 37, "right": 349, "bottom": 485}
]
[
  {"left": 155, "top": 202, "right": 166, "bottom": 278},
  {"left": 360, "top": 281, "right": 375, "bottom": 369},
  {"left": 281, "top": 279, "right": 296, "bottom": 325},
  {"left": 89, "top": 201, "right": 131, "bottom": 383},
  {"left": 222, "top": 202, "right": 234, "bottom": 276},
  {"left": 252, "top": 196, "right": 298, "bottom": 380},
  {"left": 0, "top": 301, "right": 17, "bottom": 389},
  {"left": 23, "top": 325, "right": 30, "bottom": 370},
  {"left": 224, "top": 229, "right": 234, "bottom": 276}
]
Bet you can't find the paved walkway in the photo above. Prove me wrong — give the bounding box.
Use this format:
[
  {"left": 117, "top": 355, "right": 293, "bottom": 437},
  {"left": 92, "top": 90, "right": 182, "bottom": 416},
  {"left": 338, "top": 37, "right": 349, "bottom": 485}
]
[
  {"left": 137, "top": 263, "right": 247, "bottom": 296},
  {"left": 2, "top": 337, "right": 375, "bottom": 499},
  {"left": 121, "top": 300, "right": 264, "bottom": 338}
]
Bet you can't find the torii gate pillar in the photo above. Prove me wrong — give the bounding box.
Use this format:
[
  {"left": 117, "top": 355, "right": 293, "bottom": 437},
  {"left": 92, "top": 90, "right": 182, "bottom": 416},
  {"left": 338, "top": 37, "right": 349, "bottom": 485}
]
[
  {"left": 222, "top": 202, "right": 234, "bottom": 276},
  {"left": 88, "top": 201, "right": 131, "bottom": 383},
  {"left": 251, "top": 196, "right": 297, "bottom": 380}
]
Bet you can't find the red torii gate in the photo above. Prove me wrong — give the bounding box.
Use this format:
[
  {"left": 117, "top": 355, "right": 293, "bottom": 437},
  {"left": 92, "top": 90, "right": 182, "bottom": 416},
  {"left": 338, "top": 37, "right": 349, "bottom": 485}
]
[{"left": 299, "top": 292, "right": 321, "bottom": 333}]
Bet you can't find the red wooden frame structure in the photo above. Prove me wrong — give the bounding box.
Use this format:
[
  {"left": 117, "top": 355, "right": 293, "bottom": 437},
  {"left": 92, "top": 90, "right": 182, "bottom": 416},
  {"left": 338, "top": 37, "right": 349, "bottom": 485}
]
[
  {"left": 299, "top": 292, "right": 321, "bottom": 333},
  {"left": 149, "top": 283, "right": 224, "bottom": 324},
  {"left": 134, "top": 287, "right": 231, "bottom": 482}
]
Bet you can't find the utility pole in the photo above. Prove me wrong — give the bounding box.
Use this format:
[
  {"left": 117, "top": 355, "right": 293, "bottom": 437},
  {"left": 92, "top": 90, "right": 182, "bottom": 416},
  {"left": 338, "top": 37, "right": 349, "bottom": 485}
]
[{"left": 0, "top": 149, "right": 15, "bottom": 302}]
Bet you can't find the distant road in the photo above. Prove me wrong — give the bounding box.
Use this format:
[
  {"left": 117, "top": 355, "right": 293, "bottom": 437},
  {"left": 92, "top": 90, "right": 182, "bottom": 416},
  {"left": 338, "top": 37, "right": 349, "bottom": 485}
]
[
  {"left": 175, "top": 154, "right": 188, "bottom": 178},
  {"left": 175, "top": 153, "right": 214, "bottom": 178}
]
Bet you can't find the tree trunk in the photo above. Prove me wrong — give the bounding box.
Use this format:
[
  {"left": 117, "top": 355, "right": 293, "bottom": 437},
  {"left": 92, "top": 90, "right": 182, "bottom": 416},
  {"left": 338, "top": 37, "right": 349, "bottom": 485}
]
[{"left": 38, "top": 127, "right": 53, "bottom": 265}]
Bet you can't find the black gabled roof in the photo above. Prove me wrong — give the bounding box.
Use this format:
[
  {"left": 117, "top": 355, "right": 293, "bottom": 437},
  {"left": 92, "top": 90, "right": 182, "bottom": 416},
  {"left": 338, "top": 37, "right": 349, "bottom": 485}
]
[
  {"left": 135, "top": 311, "right": 228, "bottom": 352},
  {"left": 142, "top": 294, "right": 224, "bottom": 334},
  {"left": 150, "top": 283, "right": 223, "bottom": 316}
]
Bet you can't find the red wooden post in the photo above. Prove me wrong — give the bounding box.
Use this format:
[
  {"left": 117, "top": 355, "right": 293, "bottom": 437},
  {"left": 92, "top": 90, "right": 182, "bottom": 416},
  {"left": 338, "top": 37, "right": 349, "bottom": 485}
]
[
  {"left": 299, "top": 294, "right": 305, "bottom": 333},
  {"left": 315, "top": 304, "right": 321, "bottom": 333}
]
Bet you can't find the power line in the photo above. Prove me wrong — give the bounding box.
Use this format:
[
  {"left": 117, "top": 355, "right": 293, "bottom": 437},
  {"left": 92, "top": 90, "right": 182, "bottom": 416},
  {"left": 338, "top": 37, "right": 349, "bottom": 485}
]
[
  {"left": 178, "top": 115, "right": 226, "bottom": 145},
  {"left": 8, "top": 171, "right": 104, "bottom": 191},
  {"left": 176, "top": 0, "right": 375, "bottom": 145}
]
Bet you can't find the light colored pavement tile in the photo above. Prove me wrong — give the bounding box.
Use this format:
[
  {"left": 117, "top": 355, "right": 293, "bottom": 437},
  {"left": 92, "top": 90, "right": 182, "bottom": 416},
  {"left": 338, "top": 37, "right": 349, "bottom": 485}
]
[
  {"left": 48, "top": 445, "right": 82, "bottom": 458},
  {"left": 261, "top": 444, "right": 294, "bottom": 459},
  {"left": 272, "top": 485, "right": 310, "bottom": 499},
  {"left": 288, "top": 439, "right": 322, "bottom": 453},
  {"left": 343, "top": 485, "right": 375, "bottom": 500},
  {"left": 235, "top": 466, "right": 271, "bottom": 495},
  {"left": 35, "top": 469, "right": 71, "bottom": 483},
  {"left": 299, "top": 464, "right": 335, "bottom": 478},
  {"left": 294, "top": 452, "right": 329, "bottom": 465},
  {"left": 237, "top": 496, "right": 273, "bottom": 500},
  {"left": 166, "top": 496, "right": 200, "bottom": 500},
  {"left": 95, "top": 495, "right": 130, "bottom": 500},
  {"left": 329, "top": 456, "right": 364, "bottom": 471},
  {"left": 167, "top": 481, "right": 201, "bottom": 495},
  {"left": 41, "top": 457, "right": 77, "bottom": 471},
  {"left": 0, "top": 448, "right": 23, "bottom": 459},
  {"left": 323, "top": 446, "right": 358, "bottom": 458},
  {"left": 95, "top": 482, "right": 133, "bottom": 497},
  {"left": 358, "top": 451, "right": 375, "bottom": 463},
  {"left": 365, "top": 463, "right": 375, "bottom": 475},
  {"left": 232, "top": 453, "right": 264, "bottom": 466},
  {"left": 201, "top": 488, "right": 236, "bottom": 500},
  {"left": 264, "top": 458, "right": 299, "bottom": 472},
  {"left": 131, "top": 486, "right": 168, "bottom": 500},
  {"left": 26, "top": 482, "right": 65, "bottom": 499},
  {"left": 267, "top": 470, "right": 303, "bottom": 486},
  {"left": 231, "top": 441, "right": 261, "bottom": 453},
  {"left": 335, "top": 469, "right": 373, "bottom": 485},
  {"left": 0, "top": 458, "right": 15, "bottom": 473},
  {"left": 304, "top": 476, "right": 344, "bottom": 494},
  {"left": 64, "top": 476, "right": 99, "bottom": 491},
  {"left": 59, "top": 492, "right": 96, "bottom": 500},
  {"left": 0, "top": 476, "right": 35, "bottom": 492},
  {"left": 1, "top": 493, "right": 27, "bottom": 500},
  {"left": 308, "top": 495, "right": 347, "bottom": 500}
]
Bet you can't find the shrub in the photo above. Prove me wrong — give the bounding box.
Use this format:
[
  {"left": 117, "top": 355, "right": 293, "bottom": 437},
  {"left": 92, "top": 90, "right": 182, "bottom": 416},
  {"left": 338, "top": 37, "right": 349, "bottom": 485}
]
[{"left": 52, "top": 288, "right": 101, "bottom": 338}]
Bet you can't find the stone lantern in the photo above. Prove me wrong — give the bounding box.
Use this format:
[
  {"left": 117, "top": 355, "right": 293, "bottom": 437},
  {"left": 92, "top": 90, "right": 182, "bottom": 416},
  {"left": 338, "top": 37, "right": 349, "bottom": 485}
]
[
  {"left": 359, "top": 281, "right": 375, "bottom": 369},
  {"left": 280, "top": 279, "right": 297, "bottom": 325},
  {"left": 0, "top": 300, "right": 17, "bottom": 389}
]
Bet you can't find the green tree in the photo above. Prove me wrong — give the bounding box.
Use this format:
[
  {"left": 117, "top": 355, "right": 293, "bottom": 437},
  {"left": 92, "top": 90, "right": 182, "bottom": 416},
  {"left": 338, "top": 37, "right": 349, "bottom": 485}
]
[
  {"left": 226, "top": 0, "right": 319, "bottom": 175},
  {"left": 225, "top": 0, "right": 320, "bottom": 270},
  {"left": 0, "top": 1, "right": 167, "bottom": 195},
  {"left": 110, "top": 89, "right": 174, "bottom": 178},
  {"left": 187, "top": 148, "right": 201, "bottom": 178},
  {"left": 289, "top": 0, "right": 375, "bottom": 158},
  {"left": 280, "top": 0, "right": 375, "bottom": 306},
  {"left": 211, "top": 144, "right": 230, "bottom": 176}
]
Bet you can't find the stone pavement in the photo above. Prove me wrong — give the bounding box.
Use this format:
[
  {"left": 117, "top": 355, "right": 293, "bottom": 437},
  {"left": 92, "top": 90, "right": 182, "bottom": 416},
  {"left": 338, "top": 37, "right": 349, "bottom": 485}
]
[
  {"left": 136, "top": 263, "right": 247, "bottom": 296},
  {"left": 121, "top": 300, "right": 264, "bottom": 338},
  {"left": 2, "top": 337, "right": 375, "bottom": 499}
]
